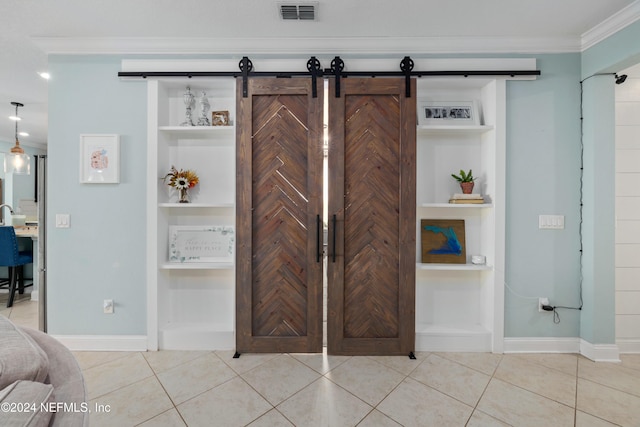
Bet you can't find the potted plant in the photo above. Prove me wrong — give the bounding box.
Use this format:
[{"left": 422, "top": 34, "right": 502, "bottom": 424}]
[{"left": 451, "top": 169, "right": 475, "bottom": 194}]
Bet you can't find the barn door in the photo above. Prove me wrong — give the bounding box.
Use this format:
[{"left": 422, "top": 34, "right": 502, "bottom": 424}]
[
  {"left": 327, "top": 78, "right": 416, "bottom": 355},
  {"left": 236, "top": 78, "right": 324, "bottom": 353}
]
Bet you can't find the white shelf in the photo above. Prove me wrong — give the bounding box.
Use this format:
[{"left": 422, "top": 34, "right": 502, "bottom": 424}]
[
  {"left": 159, "top": 322, "right": 234, "bottom": 350},
  {"left": 417, "top": 263, "right": 493, "bottom": 271},
  {"left": 415, "top": 77, "right": 505, "bottom": 353},
  {"left": 417, "top": 125, "right": 494, "bottom": 135},
  {"left": 161, "top": 322, "right": 233, "bottom": 332},
  {"left": 148, "top": 77, "right": 237, "bottom": 351},
  {"left": 416, "top": 323, "right": 491, "bottom": 335},
  {"left": 158, "top": 126, "right": 235, "bottom": 137},
  {"left": 420, "top": 203, "right": 493, "bottom": 208},
  {"left": 160, "top": 262, "right": 234, "bottom": 270},
  {"left": 415, "top": 323, "right": 492, "bottom": 352},
  {"left": 158, "top": 203, "right": 234, "bottom": 208}
]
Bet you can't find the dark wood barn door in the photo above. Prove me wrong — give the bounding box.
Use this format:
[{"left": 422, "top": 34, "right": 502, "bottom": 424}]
[
  {"left": 236, "top": 78, "right": 324, "bottom": 353},
  {"left": 327, "top": 78, "right": 416, "bottom": 355}
]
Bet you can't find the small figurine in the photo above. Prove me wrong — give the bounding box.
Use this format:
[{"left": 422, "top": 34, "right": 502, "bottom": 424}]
[
  {"left": 180, "top": 86, "right": 195, "bottom": 126},
  {"left": 197, "top": 91, "right": 211, "bottom": 126}
]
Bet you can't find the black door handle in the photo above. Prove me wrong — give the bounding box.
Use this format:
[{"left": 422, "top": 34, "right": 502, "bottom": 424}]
[
  {"left": 332, "top": 214, "right": 337, "bottom": 263},
  {"left": 316, "top": 214, "right": 321, "bottom": 263}
]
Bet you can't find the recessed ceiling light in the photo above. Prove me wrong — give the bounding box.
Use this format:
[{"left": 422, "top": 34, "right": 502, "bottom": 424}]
[
  {"left": 38, "top": 72, "right": 50, "bottom": 80},
  {"left": 9, "top": 115, "right": 21, "bottom": 121},
  {"left": 19, "top": 132, "right": 29, "bottom": 137}
]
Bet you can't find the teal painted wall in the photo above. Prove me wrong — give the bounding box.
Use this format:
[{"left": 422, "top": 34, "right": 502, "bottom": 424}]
[
  {"left": 582, "top": 20, "right": 640, "bottom": 79},
  {"left": 580, "top": 76, "right": 616, "bottom": 344},
  {"left": 505, "top": 54, "right": 583, "bottom": 337},
  {"left": 47, "top": 56, "right": 147, "bottom": 335},
  {"left": 577, "top": 19, "right": 640, "bottom": 344}
]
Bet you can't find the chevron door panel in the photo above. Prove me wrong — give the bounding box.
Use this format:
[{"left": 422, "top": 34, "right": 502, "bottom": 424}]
[
  {"left": 327, "top": 78, "right": 416, "bottom": 355},
  {"left": 236, "top": 78, "right": 323, "bottom": 354}
]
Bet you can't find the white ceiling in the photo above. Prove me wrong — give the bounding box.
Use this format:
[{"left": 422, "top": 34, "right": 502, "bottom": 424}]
[{"left": 1, "top": 0, "right": 639, "bottom": 147}]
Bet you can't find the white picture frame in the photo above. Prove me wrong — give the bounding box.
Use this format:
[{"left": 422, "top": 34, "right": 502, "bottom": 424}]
[
  {"left": 418, "top": 100, "right": 479, "bottom": 126},
  {"left": 169, "top": 225, "right": 235, "bottom": 263},
  {"left": 79, "top": 134, "right": 120, "bottom": 183}
]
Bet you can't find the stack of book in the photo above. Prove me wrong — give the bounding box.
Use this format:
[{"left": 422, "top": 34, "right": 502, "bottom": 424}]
[{"left": 449, "top": 193, "right": 485, "bottom": 204}]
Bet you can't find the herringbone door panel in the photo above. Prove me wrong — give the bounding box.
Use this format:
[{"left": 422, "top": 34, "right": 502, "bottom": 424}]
[
  {"left": 343, "top": 95, "right": 401, "bottom": 338},
  {"left": 236, "top": 79, "right": 323, "bottom": 353},
  {"left": 328, "top": 78, "right": 416, "bottom": 355},
  {"left": 252, "top": 95, "right": 310, "bottom": 337}
]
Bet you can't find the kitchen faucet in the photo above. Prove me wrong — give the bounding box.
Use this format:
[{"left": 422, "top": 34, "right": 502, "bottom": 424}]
[{"left": 0, "top": 203, "right": 15, "bottom": 225}]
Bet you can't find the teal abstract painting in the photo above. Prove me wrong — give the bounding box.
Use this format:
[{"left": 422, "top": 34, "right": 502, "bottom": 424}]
[{"left": 421, "top": 219, "right": 466, "bottom": 264}]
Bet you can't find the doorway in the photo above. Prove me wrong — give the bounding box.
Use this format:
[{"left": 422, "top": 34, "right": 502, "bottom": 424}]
[{"left": 236, "top": 77, "right": 416, "bottom": 355}]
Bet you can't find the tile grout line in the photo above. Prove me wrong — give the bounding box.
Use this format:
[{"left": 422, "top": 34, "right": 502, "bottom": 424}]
[
  {"left": 320, "top": 362, "right": 400, "bottom": 425},
  {"left": 82, "top": 353, "right": 156, "bottom": 402},
  {"left": 486, "top": 356, "right": 579, "bottom": 424},
  {"left": 467, "top": 354, "right": 513, "bottom": 427},
  {"left": 129, "top": 351, "right": 186, "bottom": 427},
  {"left": 167, "top": 352, "right": 245, "bottom": 423},
  {"left": 574, "top": 355, "right": 579, "bottom": 427},
  {"left": 398, "top": 354, "right": 484, "bottom": 424}
]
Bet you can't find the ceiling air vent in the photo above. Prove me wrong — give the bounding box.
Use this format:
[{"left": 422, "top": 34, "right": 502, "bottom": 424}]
[{"left": 279, "top": 2, "right": 318, "bottom": 20}]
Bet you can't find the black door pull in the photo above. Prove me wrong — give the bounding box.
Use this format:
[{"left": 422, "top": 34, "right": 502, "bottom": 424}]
[{"left": 332, "top": 214, "right": 337, "bottom": 263}]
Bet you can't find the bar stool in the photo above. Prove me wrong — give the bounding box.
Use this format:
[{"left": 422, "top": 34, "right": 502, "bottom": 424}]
[{"left": 0, "top": 226, "right": 33, "bottom": 307}]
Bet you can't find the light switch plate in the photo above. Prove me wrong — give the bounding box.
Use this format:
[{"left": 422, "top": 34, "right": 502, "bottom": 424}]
[
  {"left": 539, "top": 214, "right": 564, "bottom": 229},
  {"left": 55, "top": 214, "right": 70, "bottom": 228}
]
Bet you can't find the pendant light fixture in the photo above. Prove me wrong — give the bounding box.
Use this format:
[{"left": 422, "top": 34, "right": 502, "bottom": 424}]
[{"left": 4, "top": 102, "right": 30, "bottom": 175}]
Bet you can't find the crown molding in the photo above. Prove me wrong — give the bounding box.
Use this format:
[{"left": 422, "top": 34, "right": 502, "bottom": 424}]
[
  {"left": 33, "top": 35, "right": 582, "bottom": 56},
  {"left": 582, "top": 0, "right": 640, "bottom": 51}
]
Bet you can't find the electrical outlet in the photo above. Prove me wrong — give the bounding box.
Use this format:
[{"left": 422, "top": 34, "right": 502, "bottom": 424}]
[
  {"left": 538, "top": 297, "right": 549, "bottom": 312},
  {"left": 103, "top": 299, "right": 114, "bottom": 314}
]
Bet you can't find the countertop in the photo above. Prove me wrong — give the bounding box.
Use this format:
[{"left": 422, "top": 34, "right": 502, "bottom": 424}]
[{"left": 14, "top": 226, "right": 38, "bottom": 238}]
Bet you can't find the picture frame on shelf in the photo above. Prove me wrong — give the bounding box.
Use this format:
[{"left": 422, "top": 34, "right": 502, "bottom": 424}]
[
  {"left": 79, "top": 134, "right": 120, "bottom": 184},
  {"left": 418, "top": 100, "right": 479, "bottom": 126},
  {"left": 169, "top": 225, "right": 235, "bottom": 263},
  {"left": 421, "top": 219, "right": 466, "bottom": 264},
  {"left": 211, "top": 110, "right": 230, "bottom": 126}
]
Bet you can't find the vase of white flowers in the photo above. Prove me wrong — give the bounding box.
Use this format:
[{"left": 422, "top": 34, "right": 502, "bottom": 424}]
[{"left": 163, "top": 165, "right": 200, "bottom": 203}]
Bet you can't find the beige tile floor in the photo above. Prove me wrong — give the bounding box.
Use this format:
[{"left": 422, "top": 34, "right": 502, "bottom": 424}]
[{"left": 3, "top": 299, "right": 640, "bottom": 426}]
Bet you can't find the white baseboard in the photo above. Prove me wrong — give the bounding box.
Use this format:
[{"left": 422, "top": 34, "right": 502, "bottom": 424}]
[
  {"left": 617, "top": 339, "right": 640, "bottom": 354},
  {"left": 52, "top": 331, "right": 232, "bottom": 352},
  {"left": 504, "top": 337, "right": 581, "bottom": 354},
  {"left": 503, "top": 337, "right": 620, "bottom": 362},
  {"left": 580, "top": 339, "right": 621, "bottom": 362},
  {"left": 51, "top": 335, "right": 148, "bottom": 352}
]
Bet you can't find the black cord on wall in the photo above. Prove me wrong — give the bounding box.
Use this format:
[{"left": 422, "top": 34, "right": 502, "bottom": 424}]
[{"left": 547, "top": 72, "right": 628, "bottom": 324}]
